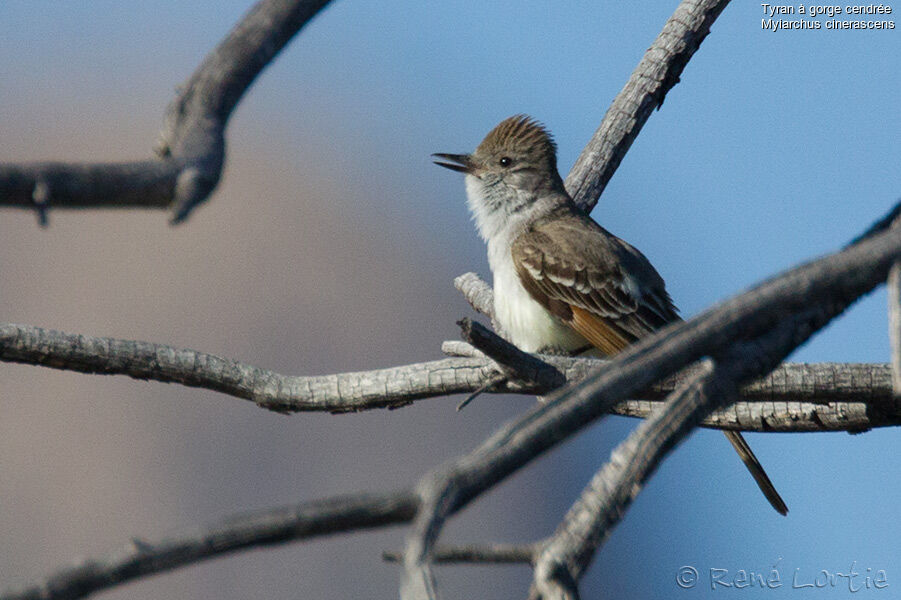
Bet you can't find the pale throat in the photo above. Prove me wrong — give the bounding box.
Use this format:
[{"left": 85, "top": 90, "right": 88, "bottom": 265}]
[{"left": 466, "top": 175, "right": 586, "bottom": 354}]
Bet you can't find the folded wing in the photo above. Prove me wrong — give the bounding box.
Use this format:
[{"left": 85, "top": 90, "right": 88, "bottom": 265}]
[{"left": 511, "top": 210, "right": 679, "bottom": 354}]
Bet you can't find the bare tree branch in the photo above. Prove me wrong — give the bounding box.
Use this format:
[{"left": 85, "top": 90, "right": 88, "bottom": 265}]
[
  {"left": 454, "top": 273, "right": 495, "bottom": 320},
  {"left": 441, "top": 340, "right": 486, "bottom": 358},
  {"left": 565, "top": 0, "right": 731, "bottom": 213},
  {"left": 0, "top": 322, "right": 500, "bottom": 414},
  {"left": 454, "top": 272, "right": 505, "bottom": 338},
  {"left": 399, "top": 203, "right": 901, "bottom": 600},
  {"left": 613, "top": 374, "right": 896, "bottom": 432},
  {"left": 0, "top": 0, "right": 332, "bottom": 224},
  {"left": 458, "top": 318, "right": 565, "bottom": 390},
  {"left": 0, "top": 161, "right": 179, "bottom": 213},
  {"left": 2, "top": 322, "right": 896, "bottom": 430},
  {"left": 0, "top": 490, "right": 417, "bottom": 600}
]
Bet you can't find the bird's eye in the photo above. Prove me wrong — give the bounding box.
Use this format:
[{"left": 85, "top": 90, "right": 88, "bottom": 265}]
[{"left": 499, "top": 156, "right": 512, "bottom": 167}]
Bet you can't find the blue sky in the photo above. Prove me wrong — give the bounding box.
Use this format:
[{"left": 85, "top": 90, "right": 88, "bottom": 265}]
[{"left": 1, "top": 2, "right": 899, "bottom": 598}]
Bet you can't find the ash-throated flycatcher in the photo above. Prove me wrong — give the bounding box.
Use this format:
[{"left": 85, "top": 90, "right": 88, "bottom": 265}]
[{"left": 434, "top": 115, "right": 787, "bottom": 515}]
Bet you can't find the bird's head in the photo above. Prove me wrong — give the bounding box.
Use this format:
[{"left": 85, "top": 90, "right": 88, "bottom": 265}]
[{"left": 434, "top": 115, "right": 565, "bottom": 239}]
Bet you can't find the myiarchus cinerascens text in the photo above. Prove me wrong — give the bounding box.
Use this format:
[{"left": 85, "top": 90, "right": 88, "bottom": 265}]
[{"left": 434, "top": 115, "right": 787, "bottom": 515}]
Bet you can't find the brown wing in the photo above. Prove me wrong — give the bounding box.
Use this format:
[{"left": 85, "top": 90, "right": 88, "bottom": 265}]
[{"left": 511, "top": 210, "right": 679, "bottom": 356}]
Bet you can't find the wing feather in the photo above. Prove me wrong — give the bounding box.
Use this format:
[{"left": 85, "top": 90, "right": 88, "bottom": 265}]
[{"left": 570, "top": 306, "right": 631, "bottom": 355}]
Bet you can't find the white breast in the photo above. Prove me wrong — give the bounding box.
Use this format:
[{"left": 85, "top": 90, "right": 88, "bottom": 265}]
[
  {"left": 488, "top": 239, "right": 586, "bottom": 353},
  {"left": 464, "top": 173, "right": 587, "bottom": 353}
]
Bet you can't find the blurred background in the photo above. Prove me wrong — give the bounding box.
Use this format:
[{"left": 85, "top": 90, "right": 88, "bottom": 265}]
[{"left": 1, "top": 1, "right": 899, "bottom": 598}]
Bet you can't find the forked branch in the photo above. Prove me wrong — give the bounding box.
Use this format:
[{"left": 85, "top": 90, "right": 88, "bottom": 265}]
[{"left": 0, "top": 0, "right": 332, "bottom": 224}]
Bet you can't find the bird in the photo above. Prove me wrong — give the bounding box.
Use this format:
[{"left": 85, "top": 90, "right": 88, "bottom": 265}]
[{"left": 433, "top": 114, "right": 788, "bottom": 515}]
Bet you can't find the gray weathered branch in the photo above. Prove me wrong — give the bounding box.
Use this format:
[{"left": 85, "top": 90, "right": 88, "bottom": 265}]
[
  {"left": 0, "top": 0, "right": 332, "bottom": 224},
  {"left": 458, "top": 318, "right": 564, "bottom": 391},
  {"left": 1, "top": 322, "right": 896, "bottom": 431},
  {"left": 454, "top": 272, "right": 504, "bottom": 336},
  {"left": 454, "top": 273, "right": 495, "bottom": 320},
  {"left": 565, "top": 0, "right": 732, "bottom": 213},
  {"left": 0, "top": 490, "right": 417, "bottom": 600}
]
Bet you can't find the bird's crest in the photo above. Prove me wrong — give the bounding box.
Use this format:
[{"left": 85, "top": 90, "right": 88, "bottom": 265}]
[{"left": 477, "top": 115, "right": 557, "bottom": 159}]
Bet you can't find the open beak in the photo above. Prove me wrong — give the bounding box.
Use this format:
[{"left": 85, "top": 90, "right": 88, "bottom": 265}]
[{"left": 432, "top": 153, "right": 474, "bottom": 174}]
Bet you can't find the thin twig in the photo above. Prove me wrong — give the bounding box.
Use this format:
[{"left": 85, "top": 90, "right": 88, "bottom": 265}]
[{"left": 457, "top": 373, "right": 507, "bottom": 411}]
